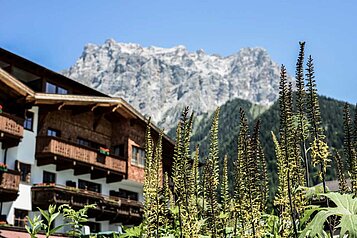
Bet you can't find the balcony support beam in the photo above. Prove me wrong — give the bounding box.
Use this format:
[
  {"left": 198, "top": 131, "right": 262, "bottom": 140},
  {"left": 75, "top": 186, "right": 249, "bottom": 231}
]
[
  {"left": 56, "top": 160, "right": 75, "bottom": 171},
  {"left": 73, "top": 165, "right": 92, "bottom": 176}
]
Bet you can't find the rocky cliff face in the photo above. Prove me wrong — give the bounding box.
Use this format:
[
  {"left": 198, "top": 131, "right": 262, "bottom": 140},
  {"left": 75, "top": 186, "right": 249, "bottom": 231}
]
[{"left": 63, "top": 39, "right": 284, "bottom": 129}]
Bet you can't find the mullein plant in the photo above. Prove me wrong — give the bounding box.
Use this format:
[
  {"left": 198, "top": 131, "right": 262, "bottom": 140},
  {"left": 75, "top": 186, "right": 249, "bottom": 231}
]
[
  {"left": 138, "top": 42, "right": 357, "bottom": 238},
  {"left": 305, "top": 55, "right": 330, "bottom": 193},
  {"left": 333, "top": 149, "right": 349, "bottom": 193},
  {"left": 171, "top": 107, "right": 202, "bottom": 237},
  {"left": 273, "top": 64, "right": 308, "bottom": 238},
  {"left": 142, "top": 121, "right": 168, "bottom": 238},
  {"left": 343, "top": 103, "right": 357, "bottom": 195},
  {"left": 295, "top": 42, "right": 310, "bottom": 187},
  {"left": 203, "top": 107, "right": 221, "bottom": 237},
  {"left": 233, "top": 109, "right": 268, "bottom": 237}
]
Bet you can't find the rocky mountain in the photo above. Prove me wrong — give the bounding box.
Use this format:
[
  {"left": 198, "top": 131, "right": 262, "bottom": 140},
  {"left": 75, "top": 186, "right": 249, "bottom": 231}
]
[{"left": 63, "top": 39, "right": 286, "bottom": 130}]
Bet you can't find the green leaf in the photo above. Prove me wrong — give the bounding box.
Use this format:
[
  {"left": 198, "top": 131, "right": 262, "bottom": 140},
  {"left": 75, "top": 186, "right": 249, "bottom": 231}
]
[
  {"left": 300, "top": 192, "right": 357, "bottom": 237},
  {"left": 37, "top": 207, "right": 49, "bottom": 222}
]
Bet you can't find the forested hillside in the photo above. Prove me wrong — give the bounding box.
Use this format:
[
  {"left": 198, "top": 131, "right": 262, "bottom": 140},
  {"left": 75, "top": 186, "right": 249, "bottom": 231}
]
[{"left": 173, "top": 95, "right": 355, "bottom": 198}]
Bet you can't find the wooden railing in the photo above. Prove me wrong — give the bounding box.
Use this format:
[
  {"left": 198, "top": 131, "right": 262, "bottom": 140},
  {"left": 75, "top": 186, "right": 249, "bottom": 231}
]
[
  {"left": 0, "top": 113, "right": 23, "bottom": 138},
  {"left": 32, "top": 184, "right": 142, "bottom": 219},
  {"left": 0, "top": 169, "right": 20, "bottom": 192},
  {"left": 0, "top": 168, "right": 20, "bottom": 202},
  {"left": 36, "top": 136, "right": 126, "bottom": 174}
]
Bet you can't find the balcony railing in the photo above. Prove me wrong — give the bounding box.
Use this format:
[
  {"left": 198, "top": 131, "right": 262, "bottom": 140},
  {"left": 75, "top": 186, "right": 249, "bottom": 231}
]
[
  {"left": 0, "top": 169, "right": 20, "bottom": 202},
  {"left": 36, "top": 136, "right": 127, "bottom": 177},
  {"left": 0, "top": 112, "right": 24, "bottom": 148},
  {"left": 32, "top": 184, "right": 142, "bottom": 224}
]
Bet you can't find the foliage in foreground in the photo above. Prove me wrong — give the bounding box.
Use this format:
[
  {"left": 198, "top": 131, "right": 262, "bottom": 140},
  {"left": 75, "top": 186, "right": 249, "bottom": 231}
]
[
  {"left": 137, "top": 42, "right": 357, "bottom": 238},
  {"left": 25, "top": 204, "right": 96, "bottom": 238}
]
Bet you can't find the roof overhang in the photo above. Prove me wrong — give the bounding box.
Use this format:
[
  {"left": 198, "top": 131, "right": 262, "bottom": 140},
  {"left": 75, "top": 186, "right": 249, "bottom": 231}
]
[
  {"left": 0, "top": 68, "right": 35, "bottom": 97},
  {"left": 26, "top": 93, "right": 175, "bottom": 145}
]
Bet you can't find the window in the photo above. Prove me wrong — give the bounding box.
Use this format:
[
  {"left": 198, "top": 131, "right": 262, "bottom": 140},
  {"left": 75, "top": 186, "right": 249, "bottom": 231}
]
[
  {"left": 84, "top": 222, "right": 100, "bottom": 233},
  {"left": 24, "top": 111, "right": 34, "bottom": 131},
  {"left": 16, "top": 161, "right": 31, "bottom": 183},
  {"left": 77, "top": 137, "right": 91, "bottom": 147},
  {"left": 47, "top": 128, "right": 61, "bottom": 137},
  {"left": 112, "top": 144, "right": 125, "bottom": 157},
  {"left": 78, "top": 179, "right": 101, "bottom": 193},
  {"left": 66, "top": 180, "right": 76, "bottom": 187},
  {"left": 110, "top": 189, "right": 138, "bottom": 201},
  {"left": 132, "top": 146, "right": 145, "bottom": 166},
  {"left": 45, "top": 82, "right": 68, "bottom": 94},
  {"left": 43, "top": 171, "right": 56, "bottom": 184},
  {"left": 77, "top": 137, "right": 104, "bottom": 151},
  {"left": 14, "top": 209, "right": 28, "bottom": 227}
]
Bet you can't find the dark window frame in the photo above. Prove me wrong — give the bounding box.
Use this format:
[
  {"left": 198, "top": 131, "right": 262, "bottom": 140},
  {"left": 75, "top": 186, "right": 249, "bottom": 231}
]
[
  {"left": 112, "top": 144, "right": 125, "bottom": 157},
  {"left": 16, "top": 161, "right": 31, "bottom": 183},
  {"left": 132, "top": 146, "right": 145, "bottom": 166},
  {"left": 24, "top": 111, "right": 34, "bottom": 131},
  {"left": 47, "top": 128, "right": 61, "bottom": 137},
  {"left": 77, "top": 137, "right": 104, "bottom": 150},
  {"left": 14, "top": 209, "right": 28, "bottom": 227},
  {"left": 43, "top": 171, "right": 56, "bottom": 184},
  {"left": 78, "top": 179, "right": 101, "bottom": 193},
  {"left": 45, "top": 82, "right": 68, "bottom": 95}
]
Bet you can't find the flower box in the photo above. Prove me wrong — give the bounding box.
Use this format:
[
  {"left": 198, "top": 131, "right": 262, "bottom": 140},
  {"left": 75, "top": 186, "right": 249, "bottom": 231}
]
[
  {"left": 99, "top": 147, "right": 110, "bottom": 156},
  {"left": 0, "top": 163, "right": 7, "bottom": 172}
]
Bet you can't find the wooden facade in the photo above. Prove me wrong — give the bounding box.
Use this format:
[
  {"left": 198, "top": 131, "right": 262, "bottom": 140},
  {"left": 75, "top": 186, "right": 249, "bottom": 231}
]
[
  {"left": 36, "top": 136, "right": 127, "bottom": 182},
  {"left": 32, "top": 184, "right": 143, "bottom": 224},
  {"left": 0, "top": 112, "right": 24, "bottom": 149},
  {"left": 0, "top": 48, "right": 175, "bottom": 228},
  {"left": 0, "top": 169, "right": 20, "bottom": 202}
]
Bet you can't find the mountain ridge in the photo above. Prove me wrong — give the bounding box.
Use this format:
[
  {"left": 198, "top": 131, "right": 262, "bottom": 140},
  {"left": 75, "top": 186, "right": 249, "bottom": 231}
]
[{"left": 63, "top": 39, "right": 288, "bottom": 130}]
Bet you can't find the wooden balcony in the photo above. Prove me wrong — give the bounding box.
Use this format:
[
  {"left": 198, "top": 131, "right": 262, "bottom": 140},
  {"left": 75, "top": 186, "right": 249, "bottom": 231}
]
[
  {"left": 36, "top": 136, "right": 127, "bottom": 183},
  {"left": 32, "top": 184, "right": 143, "bottom": 224},
  {"left": 0, "top": 169, "right": 20, "bottom": 202},
  {"left": 0, "top": 113, "right": 24, "bottom": 148}
]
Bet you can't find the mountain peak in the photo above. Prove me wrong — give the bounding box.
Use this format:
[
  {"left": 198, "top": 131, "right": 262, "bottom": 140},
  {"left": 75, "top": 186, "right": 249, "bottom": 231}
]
[{"left": 64, "top": 40, "right": 286, "bottom": 129}]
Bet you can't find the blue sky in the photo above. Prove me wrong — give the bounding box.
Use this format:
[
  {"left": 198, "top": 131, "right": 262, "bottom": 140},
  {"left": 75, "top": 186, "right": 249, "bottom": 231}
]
[{"left": 0, "top": 0, "right": 356, "bottom": 103}]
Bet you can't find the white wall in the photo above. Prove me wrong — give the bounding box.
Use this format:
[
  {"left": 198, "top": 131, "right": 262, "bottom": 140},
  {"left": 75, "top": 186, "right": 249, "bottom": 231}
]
[
  {"left": 1, "top": 107, "right": 38, "bottom": 224},
  {"left": 31, "top": 164, "right": 143, "bottom": 197}
]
